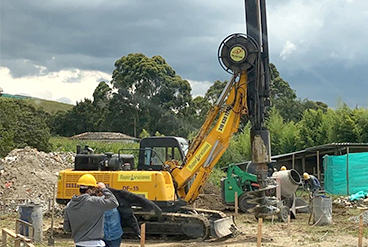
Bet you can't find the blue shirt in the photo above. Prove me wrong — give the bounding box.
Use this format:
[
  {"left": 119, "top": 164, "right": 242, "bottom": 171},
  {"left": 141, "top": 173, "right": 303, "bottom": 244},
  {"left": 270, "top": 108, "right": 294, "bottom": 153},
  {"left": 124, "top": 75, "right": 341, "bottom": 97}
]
[{"left": 103, "top": 208, "right": 123, "bottom": 241}]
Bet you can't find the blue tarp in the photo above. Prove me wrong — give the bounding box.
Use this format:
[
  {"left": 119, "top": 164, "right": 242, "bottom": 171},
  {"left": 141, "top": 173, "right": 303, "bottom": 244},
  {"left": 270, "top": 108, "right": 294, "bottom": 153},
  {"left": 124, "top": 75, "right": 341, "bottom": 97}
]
[{"left": 323, "top": 152, "right": 368, "bottom": 195}]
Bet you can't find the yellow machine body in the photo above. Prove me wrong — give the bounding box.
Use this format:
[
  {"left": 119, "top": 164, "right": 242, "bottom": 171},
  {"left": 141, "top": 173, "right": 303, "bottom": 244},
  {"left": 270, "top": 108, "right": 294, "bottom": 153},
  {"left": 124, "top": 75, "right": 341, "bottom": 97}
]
[{"left": 57, "top": 169, "right": 176, "bottom": 202}]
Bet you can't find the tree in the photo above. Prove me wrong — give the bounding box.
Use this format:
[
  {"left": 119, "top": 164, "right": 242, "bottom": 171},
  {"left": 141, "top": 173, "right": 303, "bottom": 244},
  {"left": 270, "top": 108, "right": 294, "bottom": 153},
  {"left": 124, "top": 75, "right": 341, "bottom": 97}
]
[
  {"left": 110, "top": 53, "right": 193, "bottom": 137},
  {"left": 297, "top": 109, "right": 328, "bottom": 149},
  {"left": 269, "top": 63, "right": 302, "bottom": 122},
  {"left": 204, "top": 80, "right": 227, "bottom": 104},
  {"left": 0, "top": 100, "right": 51, "bottom": 156},
  {"left": 50, "top": 99, "right": 98, "bottom": 137},
  {"left": 218, "top": 124, "right": 252, "bottom": 167},
  {"left": 330, "top": 102, "right": 357, "bottom": 142},
  {"left": 353, "top": 108, "right": 368, "bottom": 143},
  {"left": 93, "top": 81, "right": 112, "bottom": 109},
  {"left": 269, "top": 63, "right": 328, "bottom": 123}
]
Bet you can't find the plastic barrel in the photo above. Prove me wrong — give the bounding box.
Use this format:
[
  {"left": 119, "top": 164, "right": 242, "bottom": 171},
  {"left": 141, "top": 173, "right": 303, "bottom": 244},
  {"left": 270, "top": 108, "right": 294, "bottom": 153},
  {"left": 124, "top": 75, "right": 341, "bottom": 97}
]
[
  {"left": 312, "top": 197, "right": 332, "bottom": 225},
  {"left": 19, "top": 203, "right": 43, "bottom": 242}
]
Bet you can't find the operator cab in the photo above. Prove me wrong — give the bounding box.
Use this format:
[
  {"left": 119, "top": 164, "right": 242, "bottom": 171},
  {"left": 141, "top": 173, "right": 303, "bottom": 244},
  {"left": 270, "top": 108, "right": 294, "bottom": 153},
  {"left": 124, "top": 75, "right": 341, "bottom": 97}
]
[{"left": 138, "top": 136, "right": 188, "bottom": 171}]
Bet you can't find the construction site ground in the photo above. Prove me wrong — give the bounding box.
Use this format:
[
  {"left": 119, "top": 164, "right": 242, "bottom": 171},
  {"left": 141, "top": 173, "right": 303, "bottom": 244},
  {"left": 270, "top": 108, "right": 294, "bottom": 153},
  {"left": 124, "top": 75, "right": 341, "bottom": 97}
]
[{"left": 1, "top": 148, "right": 368, "bottom": 246}]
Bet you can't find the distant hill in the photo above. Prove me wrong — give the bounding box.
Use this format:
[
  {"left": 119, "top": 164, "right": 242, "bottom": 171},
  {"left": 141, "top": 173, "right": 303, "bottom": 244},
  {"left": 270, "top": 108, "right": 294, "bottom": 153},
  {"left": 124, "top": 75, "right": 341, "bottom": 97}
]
[{"left": 0, "top": 93, "right": 73, "bottom": 114}]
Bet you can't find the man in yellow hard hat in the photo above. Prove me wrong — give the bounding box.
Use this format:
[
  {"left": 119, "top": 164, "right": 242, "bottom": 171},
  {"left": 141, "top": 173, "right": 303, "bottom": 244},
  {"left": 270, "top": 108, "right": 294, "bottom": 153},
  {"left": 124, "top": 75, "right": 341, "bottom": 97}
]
[
  {"left": 63, "top": 174, "right": 118, "bottom": 247},
  {"left": 280, "top": 166, "right": 287, "bottom": 171},
  {"left": 303, "top": 172, "right": 321, "bottom": 197}
]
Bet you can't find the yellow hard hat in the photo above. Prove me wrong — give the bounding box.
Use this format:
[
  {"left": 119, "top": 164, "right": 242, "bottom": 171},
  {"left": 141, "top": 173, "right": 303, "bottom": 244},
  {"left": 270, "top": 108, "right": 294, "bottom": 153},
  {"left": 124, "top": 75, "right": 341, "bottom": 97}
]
[
  {"left": 280, "top": 166, "right": 287, "bottom": 171},
  {"left": 77, "top": 174, "right": 97, "bottom": 187},
  {"left": 303, "top": 172, "right": 310, "bottom": 180}
]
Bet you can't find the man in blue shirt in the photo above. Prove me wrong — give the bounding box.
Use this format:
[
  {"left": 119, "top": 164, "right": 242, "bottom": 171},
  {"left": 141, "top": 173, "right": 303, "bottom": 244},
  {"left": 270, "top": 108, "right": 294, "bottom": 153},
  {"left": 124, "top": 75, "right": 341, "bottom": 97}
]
[
  {"left": 303, "top": 172, "right": 321, "bottom": 197},
  {"left": 103, "top": 208, "right": 123, "bottom": 247}
]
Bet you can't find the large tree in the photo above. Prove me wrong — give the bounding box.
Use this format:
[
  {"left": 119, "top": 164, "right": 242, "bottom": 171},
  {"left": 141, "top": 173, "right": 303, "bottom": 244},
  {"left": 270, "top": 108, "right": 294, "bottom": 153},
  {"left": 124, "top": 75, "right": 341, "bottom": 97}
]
[{"left": 110, "top": 53, "right": 193, "bottom": 137}]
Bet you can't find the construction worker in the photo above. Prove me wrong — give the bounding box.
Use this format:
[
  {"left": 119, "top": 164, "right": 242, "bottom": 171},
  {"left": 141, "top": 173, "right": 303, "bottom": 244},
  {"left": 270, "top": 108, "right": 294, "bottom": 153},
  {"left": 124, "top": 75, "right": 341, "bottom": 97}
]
[
  {"left": 303, "top": 172, "right": 321, "bottom": 197},
  {"left": 102, "top": 208, "right": 123, "bottom": 247},
  {"left": 109, "top": 187, "right": 162, "bottom": 239},
  {"left": 93, "top": 190, "right": 123, "bottom": 247},
  {"left": 280, "top": 166, "right": 287, "bottom": 171},
  {"left": 63, "top": 174, "right": 118, "bottom": 247}
]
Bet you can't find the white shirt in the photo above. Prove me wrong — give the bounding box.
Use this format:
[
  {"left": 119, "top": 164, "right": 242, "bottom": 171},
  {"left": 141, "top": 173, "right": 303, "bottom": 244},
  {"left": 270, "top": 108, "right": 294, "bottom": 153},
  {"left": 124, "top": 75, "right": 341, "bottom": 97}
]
[{"left": 74, "top": 240, "right": 105, "bottom": 246}]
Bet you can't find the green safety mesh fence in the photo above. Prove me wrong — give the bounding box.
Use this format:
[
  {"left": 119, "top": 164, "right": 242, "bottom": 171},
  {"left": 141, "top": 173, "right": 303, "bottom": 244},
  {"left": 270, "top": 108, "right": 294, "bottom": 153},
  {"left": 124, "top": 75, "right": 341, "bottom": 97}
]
[{"left": 323, "top": 152, "right": 368, "bottom": 195}]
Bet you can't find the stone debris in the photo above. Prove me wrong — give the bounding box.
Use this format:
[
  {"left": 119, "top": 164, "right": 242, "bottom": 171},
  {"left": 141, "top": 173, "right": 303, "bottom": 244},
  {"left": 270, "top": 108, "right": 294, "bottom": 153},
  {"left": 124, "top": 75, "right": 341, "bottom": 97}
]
[
  {"left": 333, "top": 196, "right": 368, "bottom": 208},
  {"left": 0, "top": 147, "right": 224, "bottom": 215},
  {"left": 0, "top": 147, "right": 74, "bottom": 214},
  {"left": 349, "top": 209, "right": 368, "bottom": 226}
]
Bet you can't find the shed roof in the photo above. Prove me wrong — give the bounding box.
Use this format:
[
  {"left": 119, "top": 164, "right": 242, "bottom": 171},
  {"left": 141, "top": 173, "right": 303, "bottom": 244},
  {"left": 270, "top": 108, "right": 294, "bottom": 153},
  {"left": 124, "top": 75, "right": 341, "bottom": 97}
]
[
  {"left": 272, "top": 143, "right": 368, "bottom": 160},
  {"left": 70, "top": 132, "right": 139, "bottom": 141}
]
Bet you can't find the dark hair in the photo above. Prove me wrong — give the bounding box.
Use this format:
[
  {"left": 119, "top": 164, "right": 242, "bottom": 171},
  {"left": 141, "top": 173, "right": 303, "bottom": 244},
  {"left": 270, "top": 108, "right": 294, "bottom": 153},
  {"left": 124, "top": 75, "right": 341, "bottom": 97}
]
[{"left": 79, "top": 186, "right": 94, "bottom": 194}]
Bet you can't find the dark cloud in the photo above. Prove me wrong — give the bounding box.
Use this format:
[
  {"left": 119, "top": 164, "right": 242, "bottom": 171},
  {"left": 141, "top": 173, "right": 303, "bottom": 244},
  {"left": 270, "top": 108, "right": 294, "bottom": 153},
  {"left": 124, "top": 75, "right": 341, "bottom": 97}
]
[{"left": 1, "top": 0, "right": 367, "bottom": 107}]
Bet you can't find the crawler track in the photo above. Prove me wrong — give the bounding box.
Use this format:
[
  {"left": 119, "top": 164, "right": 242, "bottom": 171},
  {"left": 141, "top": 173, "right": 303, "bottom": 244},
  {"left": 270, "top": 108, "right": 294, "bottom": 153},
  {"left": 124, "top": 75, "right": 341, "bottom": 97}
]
[{"left": 124, "top": 207, "right": 237, "bottom": 240}]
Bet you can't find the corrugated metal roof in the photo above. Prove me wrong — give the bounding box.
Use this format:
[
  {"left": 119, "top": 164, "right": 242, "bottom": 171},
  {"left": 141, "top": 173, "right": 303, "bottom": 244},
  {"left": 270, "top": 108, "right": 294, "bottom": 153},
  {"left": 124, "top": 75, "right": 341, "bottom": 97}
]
[
  {"left": 271, "top": 143, "right": 368, "bottom": 159},
  {"left": 70, "top": 132, "right": 139, "bottom": 141},
  {"left": 305, "top": 143, "right": 368, "bottom": 151},
  {"left": 271, "top": 150, "right": 305, "bottom": 159}
]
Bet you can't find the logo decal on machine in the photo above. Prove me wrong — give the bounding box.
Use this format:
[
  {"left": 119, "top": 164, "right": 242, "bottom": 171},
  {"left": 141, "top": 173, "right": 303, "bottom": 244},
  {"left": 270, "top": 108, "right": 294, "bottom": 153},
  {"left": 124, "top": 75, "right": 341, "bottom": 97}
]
[
  {"left": 118, "top": 174, "right": 152, "bottom": 181},
  {"left": 186, "top": 142, "right": 212, "bottom": 172},
  {"left": 217, "top": 108, "right": 231, "bottom": 133}
]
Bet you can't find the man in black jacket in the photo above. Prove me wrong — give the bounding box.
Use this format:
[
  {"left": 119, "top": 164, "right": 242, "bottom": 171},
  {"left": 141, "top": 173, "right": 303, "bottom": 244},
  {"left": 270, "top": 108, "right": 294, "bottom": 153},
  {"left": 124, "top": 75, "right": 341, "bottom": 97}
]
[{"left": 109, "top": 188, "right": 162, "bottom": 239}]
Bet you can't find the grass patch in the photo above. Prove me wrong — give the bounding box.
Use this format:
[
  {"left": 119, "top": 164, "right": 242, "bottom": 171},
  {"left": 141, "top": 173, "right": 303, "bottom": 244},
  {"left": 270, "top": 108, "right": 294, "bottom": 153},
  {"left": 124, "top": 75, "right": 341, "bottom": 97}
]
[{"left": 50, "top": 136, "right": 139, "bottom": 154}]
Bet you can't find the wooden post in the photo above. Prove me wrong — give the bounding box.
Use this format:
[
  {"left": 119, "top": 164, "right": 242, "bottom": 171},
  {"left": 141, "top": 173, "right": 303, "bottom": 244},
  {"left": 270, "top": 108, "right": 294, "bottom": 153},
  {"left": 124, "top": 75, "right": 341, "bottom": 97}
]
[
  {"left": 48, "top": 198, "right": 51, "bottom": 213},
  {"left": 2, "top": 229, "right": 7, "bottom": 247},
  {"left": 346, "top": 147, "right": 349, "bottom": 195},
  {"left": 316, "top": 151, "right": 320, "bottom": 180},
  {"left": 234, "top": 191, "right": 238, "bottom": 216},
  {"left": 257, "top": 217, "right": 263, "bottom": 247},
  {"left": 287, "top": 214, "right": 291, "bottom": 236},
  {"left": 16, "top": 220, "right": 20, "bottom": 234},
  {"left": 358, "top": 214, "right": 363, "bottom": 247},
  {"left": 292, "top": 154, "right": 295, "bottom": 170},
  {"left": 48, "top": 185, "right": 56, "bottom": 246},
  {"left": 140, "top": 223, "right": 146, "bottom": 247},
  {"left": 14, "top": 238, "right": 21, "bottom": 247}
]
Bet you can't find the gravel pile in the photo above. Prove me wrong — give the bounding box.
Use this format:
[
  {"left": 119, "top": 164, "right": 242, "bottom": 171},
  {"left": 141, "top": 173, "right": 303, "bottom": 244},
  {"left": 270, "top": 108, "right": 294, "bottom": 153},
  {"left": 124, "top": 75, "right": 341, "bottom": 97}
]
[
  {"left": 349, "top": 209, "right": 368, "bottom": 226},
  {"left": 0, "top": 147, "right": 74, "bottom": 213},
  {"left": 0, "top": 147, "right": 225, "bottom": 214}
]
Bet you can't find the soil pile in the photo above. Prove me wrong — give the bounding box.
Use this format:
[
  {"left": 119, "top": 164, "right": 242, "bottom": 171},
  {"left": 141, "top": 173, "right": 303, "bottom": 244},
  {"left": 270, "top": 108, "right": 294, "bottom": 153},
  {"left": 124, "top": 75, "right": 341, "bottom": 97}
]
[
  {"left": 0, "top": 147, "right": 74, "bottom": 213},
  {"left": 0, "top": 147, "right": 225, "bottom": 212},
  {"left": 194, "top": 182, "right": 226, "bottom": 211}
]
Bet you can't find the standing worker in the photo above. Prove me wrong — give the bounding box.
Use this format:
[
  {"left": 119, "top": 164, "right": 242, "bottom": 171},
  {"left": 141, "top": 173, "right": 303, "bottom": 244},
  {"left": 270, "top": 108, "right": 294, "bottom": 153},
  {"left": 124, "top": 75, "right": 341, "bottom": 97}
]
[
  {"left": 94, "top": 189, "right": 124, "bottom": 247},
  {"left": 280, "top": 166, "right": 287, "bottom": 171},
  {"left": 63, "top": 174, "right": 118, "bottom": 247},
  {"left": 102, "top": 208, "right": 123, "bottom": 247},
  {"left": 109, "top": 188, "right": 162, "bottom": 239},
  {"left": 303, "top": 172, "right": 321, "bottom": 197}
]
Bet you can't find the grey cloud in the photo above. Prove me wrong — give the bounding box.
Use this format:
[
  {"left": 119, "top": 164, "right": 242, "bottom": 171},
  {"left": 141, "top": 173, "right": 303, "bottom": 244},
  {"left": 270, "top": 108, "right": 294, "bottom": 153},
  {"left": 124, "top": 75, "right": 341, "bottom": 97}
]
[{"left": 1, "top": 0, "right": 367, "bottom": 107}]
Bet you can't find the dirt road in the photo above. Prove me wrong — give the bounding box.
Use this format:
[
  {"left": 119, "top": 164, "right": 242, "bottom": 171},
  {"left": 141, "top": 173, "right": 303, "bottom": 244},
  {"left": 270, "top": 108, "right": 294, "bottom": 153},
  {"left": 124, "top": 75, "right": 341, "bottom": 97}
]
[{"left": 2, "top": 207, "right": 366, "bottom": 247}]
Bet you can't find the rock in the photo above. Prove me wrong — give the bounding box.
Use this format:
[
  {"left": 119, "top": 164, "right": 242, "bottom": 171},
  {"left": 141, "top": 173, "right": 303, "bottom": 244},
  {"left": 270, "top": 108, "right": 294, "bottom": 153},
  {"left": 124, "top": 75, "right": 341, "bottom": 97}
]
[{"left": 0, "top": 148, "right": 74, "bottom": 214}]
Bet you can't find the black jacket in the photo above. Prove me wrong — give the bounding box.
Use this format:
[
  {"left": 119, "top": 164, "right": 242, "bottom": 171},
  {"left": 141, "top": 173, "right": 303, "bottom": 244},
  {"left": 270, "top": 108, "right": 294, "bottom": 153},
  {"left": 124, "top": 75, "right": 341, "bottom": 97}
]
[{"left": 109, "top": 188, "right": 162, "bottom": 237}]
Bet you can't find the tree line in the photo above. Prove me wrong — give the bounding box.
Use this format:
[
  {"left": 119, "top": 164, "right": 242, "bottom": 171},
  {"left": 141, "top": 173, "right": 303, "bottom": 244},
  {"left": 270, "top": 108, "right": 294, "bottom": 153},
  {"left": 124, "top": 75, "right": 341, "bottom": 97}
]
[{"left": 1, "top": 53, "right": 367, "bottom": 163}]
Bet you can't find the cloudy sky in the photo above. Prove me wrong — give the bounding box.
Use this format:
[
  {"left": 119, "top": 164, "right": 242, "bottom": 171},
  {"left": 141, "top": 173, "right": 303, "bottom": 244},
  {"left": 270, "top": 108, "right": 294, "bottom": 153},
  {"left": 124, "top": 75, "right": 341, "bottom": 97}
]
[{"left": 1, "top": 0, "right": 367, "bottom": 108}]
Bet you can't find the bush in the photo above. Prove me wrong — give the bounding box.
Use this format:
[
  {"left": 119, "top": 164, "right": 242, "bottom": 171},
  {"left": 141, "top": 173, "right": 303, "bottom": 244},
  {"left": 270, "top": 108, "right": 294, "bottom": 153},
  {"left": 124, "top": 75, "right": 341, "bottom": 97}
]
[{"left": 0, "top": 99, "right": 51, "bottom": 157}]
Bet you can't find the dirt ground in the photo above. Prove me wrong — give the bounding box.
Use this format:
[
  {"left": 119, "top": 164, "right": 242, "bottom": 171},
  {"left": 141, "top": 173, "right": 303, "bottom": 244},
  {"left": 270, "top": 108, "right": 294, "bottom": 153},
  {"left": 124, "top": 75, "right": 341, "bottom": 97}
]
[
  {"left": 1, "top": 148, "right": 368, "bottom": 246},
  {"left": 1, "top": 207, "right": 367, "bottom": 247}
]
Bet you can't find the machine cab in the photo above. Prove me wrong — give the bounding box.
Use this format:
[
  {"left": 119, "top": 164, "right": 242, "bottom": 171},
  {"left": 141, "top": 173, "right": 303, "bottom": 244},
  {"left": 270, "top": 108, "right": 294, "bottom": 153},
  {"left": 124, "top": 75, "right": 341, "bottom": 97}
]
[{"left": 138, "top": 136, "right": 188, "bottom": 171}]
